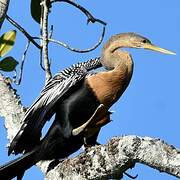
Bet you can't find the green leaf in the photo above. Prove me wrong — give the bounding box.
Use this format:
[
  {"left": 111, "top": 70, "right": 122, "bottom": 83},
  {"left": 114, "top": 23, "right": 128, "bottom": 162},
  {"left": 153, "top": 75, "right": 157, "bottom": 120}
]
[
  {"left": 31, "top": 0, "right": 41, "bottom": 24},
  {"left": 0, "top": 56, "right": 19, "bottom": 72},
  {"left": 0, "top": 30, "right": 17, "bottom": 57}
]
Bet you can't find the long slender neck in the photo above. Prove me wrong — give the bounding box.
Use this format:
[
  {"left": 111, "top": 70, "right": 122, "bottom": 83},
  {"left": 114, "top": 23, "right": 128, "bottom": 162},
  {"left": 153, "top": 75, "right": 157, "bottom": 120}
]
[{"left": 101, "top": 34, "right": 132, "bottom": 70}]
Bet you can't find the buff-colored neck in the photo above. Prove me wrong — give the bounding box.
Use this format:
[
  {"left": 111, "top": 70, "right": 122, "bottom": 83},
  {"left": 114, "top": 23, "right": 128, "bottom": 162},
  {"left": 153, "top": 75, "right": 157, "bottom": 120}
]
[{"left": 101, "top": 34, "right": 133, "bottom": 71}]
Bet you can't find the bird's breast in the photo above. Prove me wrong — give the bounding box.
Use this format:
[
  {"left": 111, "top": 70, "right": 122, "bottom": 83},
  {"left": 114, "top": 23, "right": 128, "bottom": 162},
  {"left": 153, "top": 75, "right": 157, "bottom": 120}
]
[{"left": 86, "top": 67, "right": 132, "bottom": 108}]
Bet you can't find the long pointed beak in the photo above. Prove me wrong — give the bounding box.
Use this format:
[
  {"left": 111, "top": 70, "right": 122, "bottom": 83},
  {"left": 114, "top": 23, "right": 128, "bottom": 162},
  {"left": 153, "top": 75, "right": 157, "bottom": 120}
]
[{"left": 143, "top": 43, "right": 176, "bottom": 55}]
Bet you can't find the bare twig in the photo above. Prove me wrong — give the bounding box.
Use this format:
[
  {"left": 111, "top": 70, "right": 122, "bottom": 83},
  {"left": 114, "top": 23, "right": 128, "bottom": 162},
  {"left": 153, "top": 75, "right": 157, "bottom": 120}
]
[
  {"left": 48, "top": 26, "right": 105, "bottom": 53},
  {"left": 34, "top": 0, "right": 106, "bottom": 72},
  {"left": 49, "top": 0, "right": 106, "bottom": 53},
  {"left": 50, "top": 0, "right": 107, "bottom": 26},
  {"left": 40, "top": 2, "right": 45, "bottom": 72},
  {"left": 41, "top": 0, "right": 52, "bottom": 82},
  {"left": 33, "top": 26, "right": 105, "bottom": 53},
  {"left": 49, "top": 25, "right": 53, "bottom": 38},
  {"left": 6, "top": 15, "right": 41, "bottom": 49},
  {"left": 13, "top": 40, "right": 31, "bottom": 85},
  {"left": 40, "top": 48, "right": 45, "bottom": 71}
]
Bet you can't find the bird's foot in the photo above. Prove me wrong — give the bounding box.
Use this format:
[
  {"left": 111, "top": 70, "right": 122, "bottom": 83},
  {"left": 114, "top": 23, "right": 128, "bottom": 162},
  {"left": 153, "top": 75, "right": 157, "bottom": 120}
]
[
  {"left": 124, "top": 172, "right": 138, "bottom": 179},
  {"left": 72, "top": 104, "right": 107, "bottom": 136},
  {"left": 47, "top": 159, "right": 64, "bottom": 173},
  {"left": 83, "top": 141, "right": 101, "bottom": 151}
]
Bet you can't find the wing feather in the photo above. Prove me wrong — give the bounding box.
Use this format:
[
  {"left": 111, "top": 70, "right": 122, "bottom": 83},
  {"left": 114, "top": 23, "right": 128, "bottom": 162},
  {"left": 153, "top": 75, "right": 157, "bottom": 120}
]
[
  {"left": 9, "top": 67, "right": 87, "bottom": 154},
  {"left": 9, "top": 57, "right": 102, "bottom": 155}
]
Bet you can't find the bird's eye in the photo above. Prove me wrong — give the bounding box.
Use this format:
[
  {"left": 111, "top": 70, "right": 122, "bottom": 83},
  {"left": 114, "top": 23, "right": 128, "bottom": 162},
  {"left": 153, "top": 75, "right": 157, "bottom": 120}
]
[{"left": 142, "top": 39, "right": 148, "bottom": 43}]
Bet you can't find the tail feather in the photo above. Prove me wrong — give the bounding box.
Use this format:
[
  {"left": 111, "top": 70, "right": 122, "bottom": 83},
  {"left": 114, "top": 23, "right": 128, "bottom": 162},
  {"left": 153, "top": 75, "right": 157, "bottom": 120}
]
[{"left": 0, "top": 147, "right": 39, "bottom": 179}]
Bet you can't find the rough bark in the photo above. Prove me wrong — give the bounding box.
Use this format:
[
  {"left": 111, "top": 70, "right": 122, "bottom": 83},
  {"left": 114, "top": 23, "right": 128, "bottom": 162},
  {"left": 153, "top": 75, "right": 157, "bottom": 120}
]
[
  {"left": 0, "top": 73, "right": 180, "bottom": 179},
  {"left": 0, "top": 73, "right": 25, "bottom": 142},
  {"left": 0, "top": 0, "right": 10, "bottom": 29},
  {"left": 45, "top": 136, "right": 180, "bottom": 180}
]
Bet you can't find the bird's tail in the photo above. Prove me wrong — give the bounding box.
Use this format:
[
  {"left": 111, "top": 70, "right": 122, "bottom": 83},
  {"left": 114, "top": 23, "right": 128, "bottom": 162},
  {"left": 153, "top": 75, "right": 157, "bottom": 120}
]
[{"left": 0, "top": 147, "right": 39, "bottom": 180}]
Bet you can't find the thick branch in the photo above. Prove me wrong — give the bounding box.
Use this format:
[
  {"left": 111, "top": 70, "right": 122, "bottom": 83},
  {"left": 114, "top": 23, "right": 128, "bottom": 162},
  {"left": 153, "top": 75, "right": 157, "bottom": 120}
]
[
  {"left": 45, "top": 136, "right": 180, "bottom": 180},
  {"left": 0, "top": 73, "right": 25, "bottom": 142}
]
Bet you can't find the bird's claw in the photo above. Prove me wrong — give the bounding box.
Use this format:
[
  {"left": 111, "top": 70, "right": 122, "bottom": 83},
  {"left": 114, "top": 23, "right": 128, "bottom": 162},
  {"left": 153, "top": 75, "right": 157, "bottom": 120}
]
[{"left": 124, "top": 172, "right": 138, "bottom": 179}]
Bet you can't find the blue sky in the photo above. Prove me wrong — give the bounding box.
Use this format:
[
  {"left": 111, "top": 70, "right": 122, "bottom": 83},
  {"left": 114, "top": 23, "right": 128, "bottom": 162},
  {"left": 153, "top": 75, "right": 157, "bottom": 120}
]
[{"left": 0, "top": 0, "right": 179, "bottom": 179}]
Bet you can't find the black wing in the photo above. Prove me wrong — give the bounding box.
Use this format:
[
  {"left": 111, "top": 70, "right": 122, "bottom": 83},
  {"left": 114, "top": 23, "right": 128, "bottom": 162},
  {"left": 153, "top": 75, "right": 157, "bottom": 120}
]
[{"left": 9, "top": 58, "right": 102, "bottom": 155}]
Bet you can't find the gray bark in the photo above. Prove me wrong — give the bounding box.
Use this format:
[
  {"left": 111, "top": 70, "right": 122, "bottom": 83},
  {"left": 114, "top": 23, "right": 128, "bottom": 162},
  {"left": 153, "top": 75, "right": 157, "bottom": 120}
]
[
  {"left": 0, "top": 73, "right": 25, "bottom": 142},
  {"left": 45, "top": 136, "right": 180, "bottom": 180},
  {"left": 0, "top": 73, "right": 179, "bottom": 179},
  {"left": 0, "top": 0, "right": 10, "bottom": 29}
]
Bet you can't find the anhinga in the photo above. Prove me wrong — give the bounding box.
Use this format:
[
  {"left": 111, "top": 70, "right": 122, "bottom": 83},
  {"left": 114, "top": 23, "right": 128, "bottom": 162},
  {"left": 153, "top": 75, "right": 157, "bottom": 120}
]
[{"left": 0, "top": 33, "right": 175, "bottom": 179}]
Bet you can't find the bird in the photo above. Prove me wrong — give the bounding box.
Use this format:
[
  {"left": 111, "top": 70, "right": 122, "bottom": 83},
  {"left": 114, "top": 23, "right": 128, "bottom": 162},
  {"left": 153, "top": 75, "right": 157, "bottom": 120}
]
[{"left": 0, "top": 33, "right": 175, "bottom": 179}]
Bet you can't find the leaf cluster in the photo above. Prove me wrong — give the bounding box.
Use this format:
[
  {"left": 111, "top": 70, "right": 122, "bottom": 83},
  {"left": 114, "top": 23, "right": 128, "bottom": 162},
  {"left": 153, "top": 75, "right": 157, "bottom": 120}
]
[{"left": 0, "top": 30, "right": 18, "bottom": 72}]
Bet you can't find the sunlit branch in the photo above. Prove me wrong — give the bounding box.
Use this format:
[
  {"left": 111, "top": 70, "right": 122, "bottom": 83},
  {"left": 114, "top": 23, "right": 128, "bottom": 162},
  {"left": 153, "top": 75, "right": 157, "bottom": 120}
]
[{"left": 40, "top": 0, "right": 52, "bottom": 82}]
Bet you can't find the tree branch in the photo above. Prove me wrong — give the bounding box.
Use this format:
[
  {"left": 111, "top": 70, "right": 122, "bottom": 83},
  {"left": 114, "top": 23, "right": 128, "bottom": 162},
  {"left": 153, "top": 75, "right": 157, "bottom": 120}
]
[
  {"left": 51, "top": 0, "right": 107, "bottom": 26},
  {"left": 41, "top": 0, "right": 52, "bottom": 82},
  {"left": 48, "top": 26, "right": 105, "bottom": 53},
  {"left": 45, "top": 136, "right": 180, "bottom": 179},
  {"left": 0, "top": 73, "right": 25, "bottom": 142},
  {"left": 13, "top": 40, "right": 31, "bottom": 85},
  {"left": 0, "top": 0, "right": 10, "bottom": 29},
  {"left": 6, "top": 15, "right": 41, "bottom": 49},
  {"left": 33, "top": 26, "right": 105, "bottom": 53}
]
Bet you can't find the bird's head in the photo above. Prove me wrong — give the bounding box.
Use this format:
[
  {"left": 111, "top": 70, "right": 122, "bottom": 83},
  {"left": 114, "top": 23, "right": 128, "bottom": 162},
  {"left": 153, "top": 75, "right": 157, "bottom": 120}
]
[
  {"left": 127, "top": 33, "right": 176, "bottom": 55},
  {"left": 114, "top": 32, "right": 176, "bottom": 55},
  {"left": 101, "top": 32, "right": 175, "bottom": 70}
]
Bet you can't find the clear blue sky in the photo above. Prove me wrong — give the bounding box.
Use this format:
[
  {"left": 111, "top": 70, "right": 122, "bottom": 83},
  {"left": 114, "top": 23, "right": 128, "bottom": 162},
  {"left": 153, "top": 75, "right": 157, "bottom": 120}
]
[{"left": 0, "top": 0, "right": 179, "bottom": 179}]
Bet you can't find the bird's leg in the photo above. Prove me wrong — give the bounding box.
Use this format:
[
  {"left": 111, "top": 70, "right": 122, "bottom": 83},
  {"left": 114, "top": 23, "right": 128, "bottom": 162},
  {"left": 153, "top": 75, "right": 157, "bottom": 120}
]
[
  {"left": 47, "top": 159, "right": 64, "bottom": 172},
  {"left": 72, "top": 104, "right": 107, "bottom": 136},
  {"left": 83, "top": 116, "right": 111, "bottom": 149},
  {"left": 17, "top": 171, "right": 25, "bottom": 180},
  {"left": 83, "top": 138, "right": 101, "bottom": 149}
]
